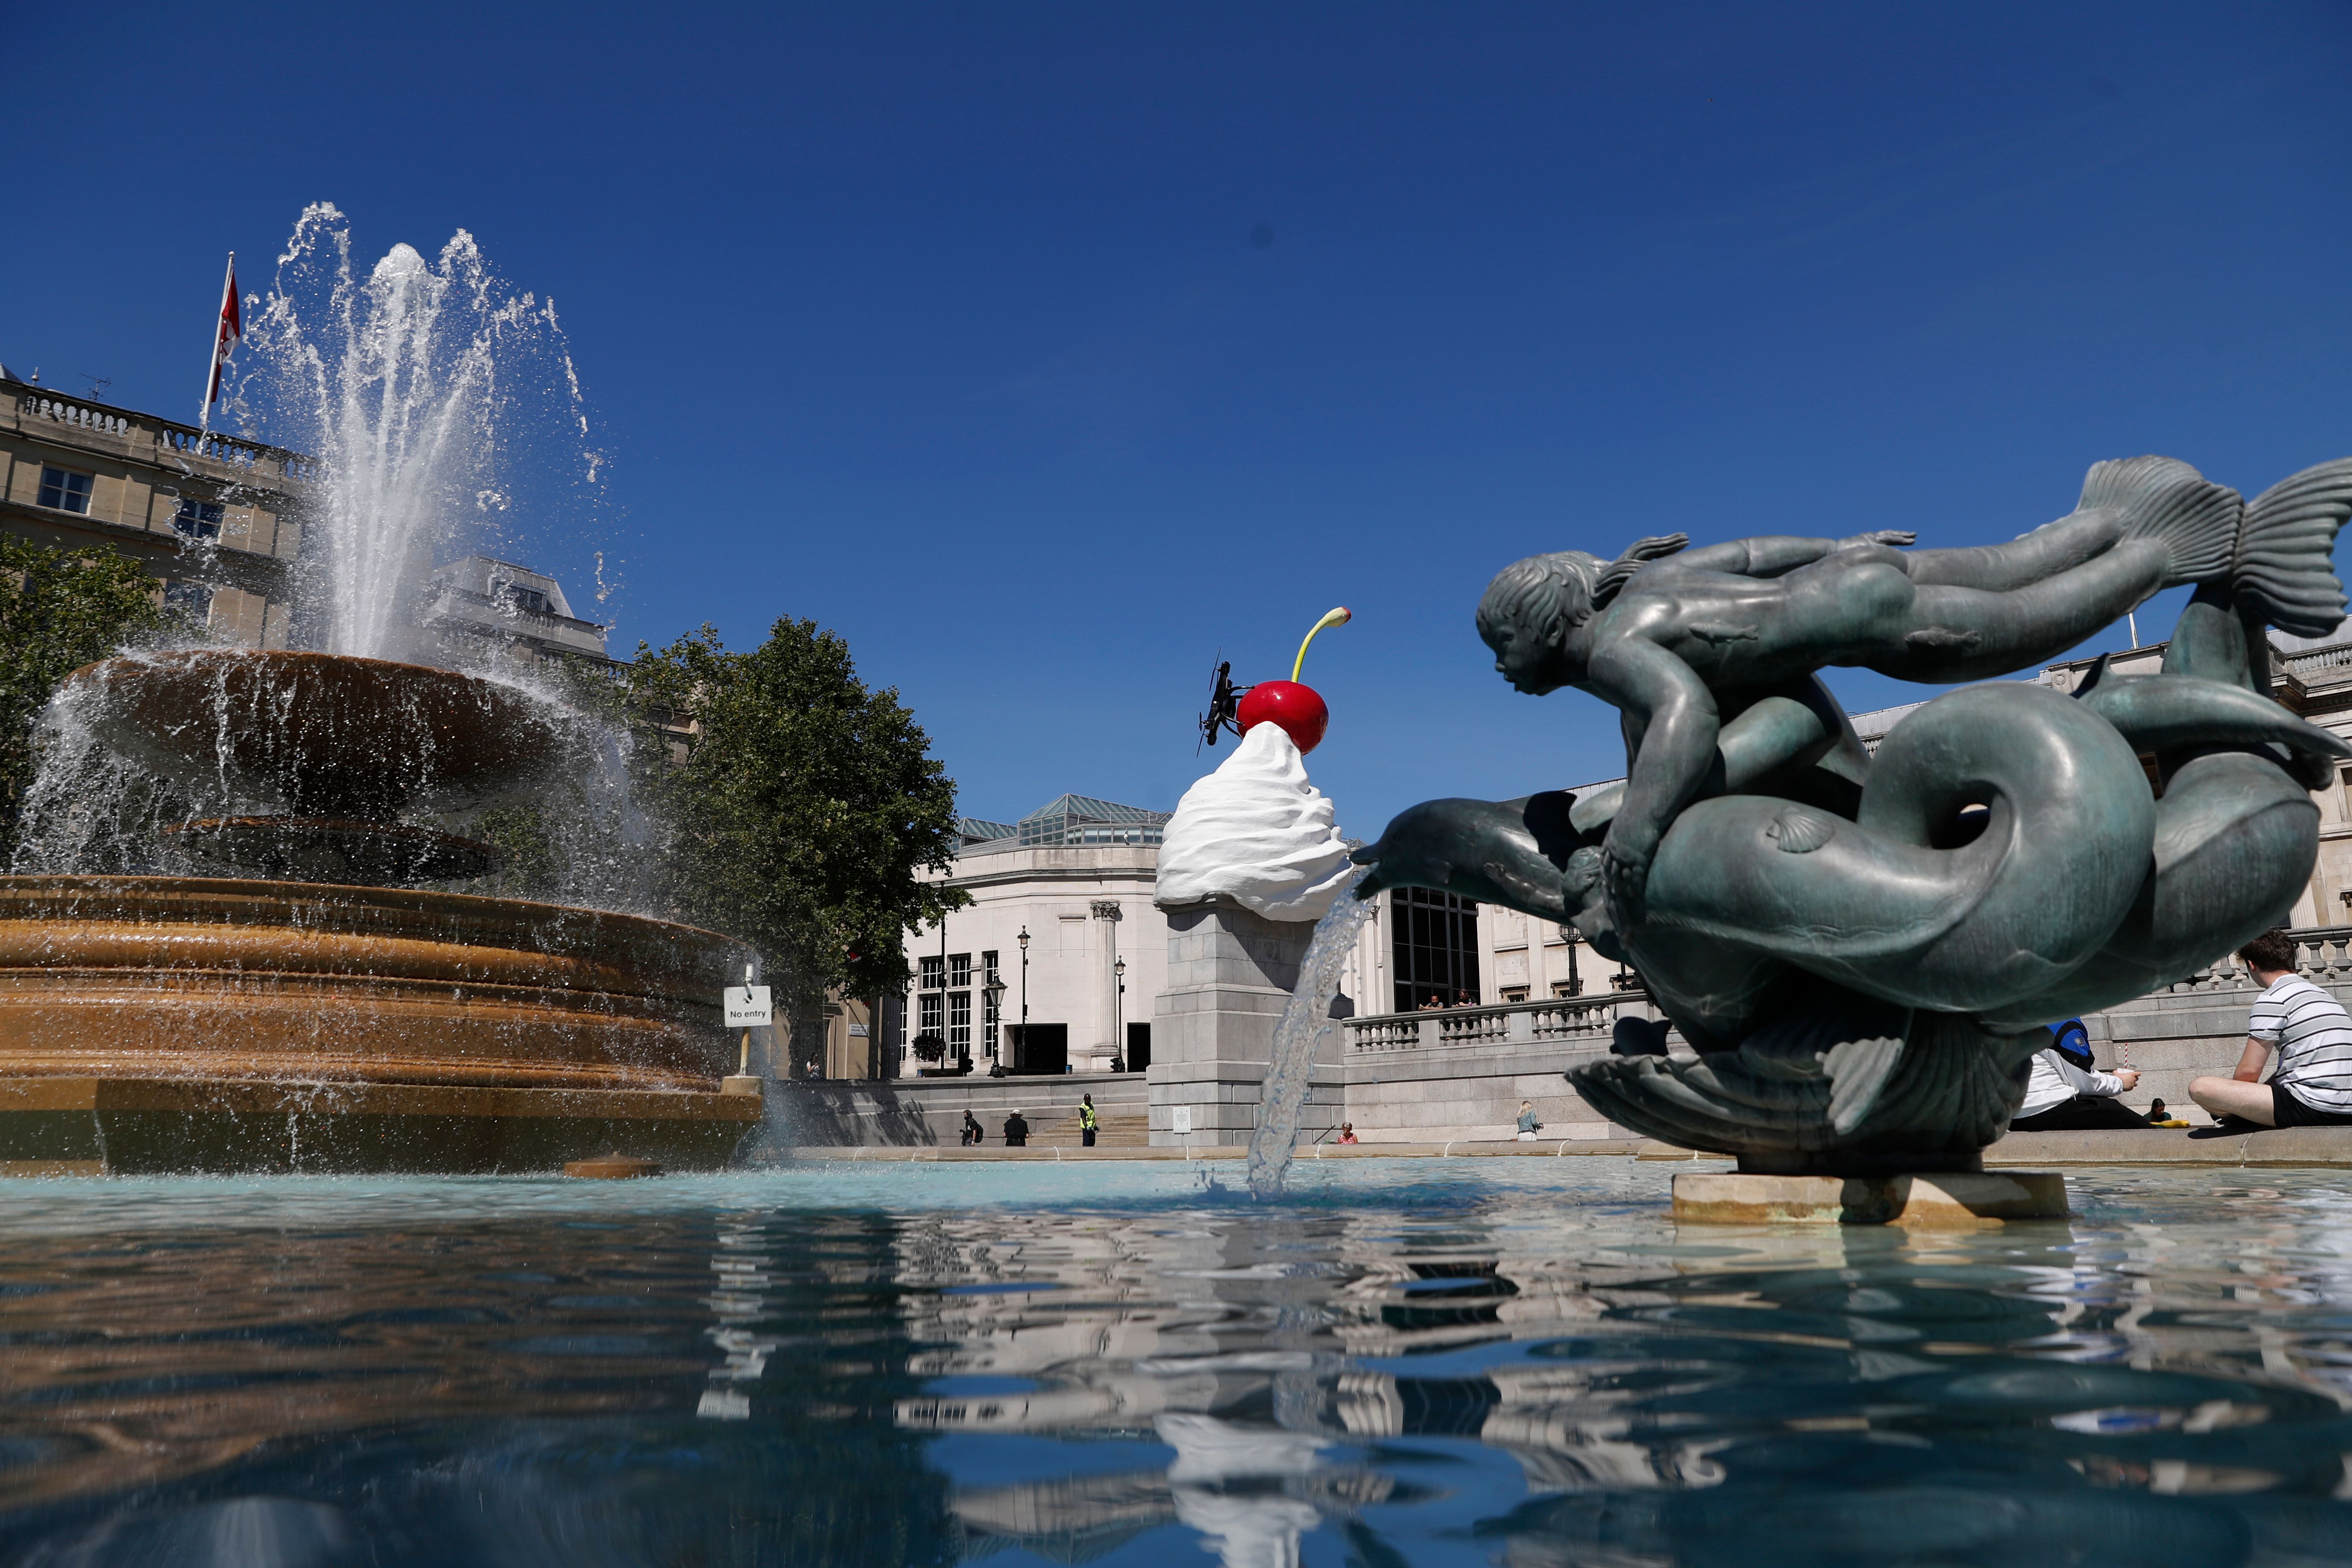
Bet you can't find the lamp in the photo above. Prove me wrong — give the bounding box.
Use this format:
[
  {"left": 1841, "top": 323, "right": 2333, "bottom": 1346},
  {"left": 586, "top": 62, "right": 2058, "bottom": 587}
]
[
  {"left": 1014, "top": 927, "right": 1030, "bottom": 1078},
  {"left": 1112, "top": 955, "right": 1127, "bottom": 1072}
]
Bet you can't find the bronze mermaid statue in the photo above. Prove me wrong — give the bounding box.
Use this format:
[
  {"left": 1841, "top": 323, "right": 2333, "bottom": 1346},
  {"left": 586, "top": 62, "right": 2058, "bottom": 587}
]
[{"left": 1351, "top": 456, "right": 2352, "bottom": 1170}]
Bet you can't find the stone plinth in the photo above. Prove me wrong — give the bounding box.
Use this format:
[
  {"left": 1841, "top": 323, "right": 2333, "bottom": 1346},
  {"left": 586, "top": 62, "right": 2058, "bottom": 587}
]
[
  {"left": 1149, "top": 899, "right": 1326, "bottom": 1146},
  {"left": 1672, "top": 1170, "right": 2069, "bottom": 1225}
]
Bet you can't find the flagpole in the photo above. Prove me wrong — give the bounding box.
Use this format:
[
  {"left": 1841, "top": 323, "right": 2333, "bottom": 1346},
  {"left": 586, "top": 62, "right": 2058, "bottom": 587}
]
[{"left": 198, "top": 251, "right": 235, "bottom": 439}]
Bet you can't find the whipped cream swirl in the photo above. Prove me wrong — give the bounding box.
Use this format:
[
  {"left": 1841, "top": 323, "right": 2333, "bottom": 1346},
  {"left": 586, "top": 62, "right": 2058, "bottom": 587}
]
[{"left": 1155, "top": 721, "right": 1354, "bottom": 922}]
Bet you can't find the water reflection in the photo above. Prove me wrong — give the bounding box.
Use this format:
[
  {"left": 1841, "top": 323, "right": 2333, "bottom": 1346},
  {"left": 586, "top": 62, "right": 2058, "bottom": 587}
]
[{"left": 0, "top": 1166, "right": 2348, "bottom": 1564}]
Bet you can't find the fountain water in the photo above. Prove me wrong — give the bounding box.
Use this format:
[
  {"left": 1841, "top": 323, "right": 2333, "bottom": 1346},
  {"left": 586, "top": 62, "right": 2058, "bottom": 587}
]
[
  {"left": 0, "top": 212, "right": 753, "bottom": 1174},
  {"left": 1246, "top": 874, "right": 1377, "bottom": 1199},
  {"left": 237, "top": 202, "right": 601, "bottom": 663}
]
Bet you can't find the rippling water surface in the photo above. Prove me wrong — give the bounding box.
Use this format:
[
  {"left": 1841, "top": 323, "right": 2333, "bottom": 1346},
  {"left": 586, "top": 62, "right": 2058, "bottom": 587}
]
[{"left": 3, "top": 1160, "right": 2352, "bottom": 1565}]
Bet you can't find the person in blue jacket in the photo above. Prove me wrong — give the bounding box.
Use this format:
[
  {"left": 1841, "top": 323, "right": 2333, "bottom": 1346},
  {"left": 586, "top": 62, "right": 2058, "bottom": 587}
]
[{"left": 2009, "top": 1019, "right": 2148, "bottom": 1131}]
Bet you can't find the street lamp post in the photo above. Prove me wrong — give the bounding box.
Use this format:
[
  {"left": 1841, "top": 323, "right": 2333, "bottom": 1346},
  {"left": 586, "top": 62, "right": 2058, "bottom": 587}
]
[
  {"left": 1556, "top": 923, "right": 1583, "bottom": 998},
  {"left": 983, "top": 976, "right": 1007, "bottom": 1076},
  {"left": 1112, "top": 954, "right": 1126, "bottom": 1072},
  {"left": 1015, "top": 926, "right": 1030, "bottom": 1077}
]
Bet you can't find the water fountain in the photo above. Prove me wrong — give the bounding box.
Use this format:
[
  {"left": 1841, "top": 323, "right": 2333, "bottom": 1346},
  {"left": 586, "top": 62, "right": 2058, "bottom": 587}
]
[{"left": 0, "top": 211, "right": 759, "bottom": 1173}]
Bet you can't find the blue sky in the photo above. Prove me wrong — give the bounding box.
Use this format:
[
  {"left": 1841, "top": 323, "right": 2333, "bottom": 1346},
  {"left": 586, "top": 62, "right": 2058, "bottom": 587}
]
[{"left": 7, "top": 3, "right": 2350, "bottom": 834}]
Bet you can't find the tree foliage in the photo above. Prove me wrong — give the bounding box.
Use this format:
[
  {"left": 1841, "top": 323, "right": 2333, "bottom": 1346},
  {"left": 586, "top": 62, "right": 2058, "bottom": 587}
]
[
  {"left": 627, "top": 620, "right": 965, "bottom": 1013},
  {"left": 0, "top": 539, "right": 179, "bottom": 855}
]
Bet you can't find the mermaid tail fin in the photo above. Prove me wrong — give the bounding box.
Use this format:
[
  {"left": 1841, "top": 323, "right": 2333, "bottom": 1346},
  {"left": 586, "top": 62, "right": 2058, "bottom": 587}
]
[
  {"left": 2233, "top": 457, "right": 2352, "bottom": 638},
  {"left": 2078, "top": 455, "right": 2243, "bottom": 587}
]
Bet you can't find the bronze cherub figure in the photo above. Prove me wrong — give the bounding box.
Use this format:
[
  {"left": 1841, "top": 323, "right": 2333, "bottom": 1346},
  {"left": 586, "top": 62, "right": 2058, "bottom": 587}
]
[{"left": 1353, "top": 456, "right": 2352, "bottom": 1170}]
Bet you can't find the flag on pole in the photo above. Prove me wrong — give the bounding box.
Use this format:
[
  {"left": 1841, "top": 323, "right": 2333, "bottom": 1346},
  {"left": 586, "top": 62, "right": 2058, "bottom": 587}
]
[{"left": 199, "top": 253, "right": 239, "bottom": 431}]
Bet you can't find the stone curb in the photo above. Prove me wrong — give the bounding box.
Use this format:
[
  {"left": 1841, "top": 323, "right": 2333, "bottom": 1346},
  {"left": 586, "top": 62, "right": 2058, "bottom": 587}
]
[
  {"left": 782, "top": 1138, "right": 1659, "bottom": 1162},
  {"left": 786, "top": 1127, "right": 2352, "bottom": 1167}
]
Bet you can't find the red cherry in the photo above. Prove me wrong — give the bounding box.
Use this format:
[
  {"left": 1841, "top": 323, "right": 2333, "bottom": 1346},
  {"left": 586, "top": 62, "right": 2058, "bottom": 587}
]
[{"left": 1236, "top": 680, "right": 1329, "bottom": 754}]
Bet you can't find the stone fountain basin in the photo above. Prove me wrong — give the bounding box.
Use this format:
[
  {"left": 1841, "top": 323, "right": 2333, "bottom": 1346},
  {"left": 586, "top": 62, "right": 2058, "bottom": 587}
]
[
  {"left": 0, "top": 876, "right": 767, "bottom": 1174},
  {"left": 0, "top": 876, "right": 750, "bottom": 1094},
  {"left": 60, "top": 650, "right": 570, "bottom": 819}
]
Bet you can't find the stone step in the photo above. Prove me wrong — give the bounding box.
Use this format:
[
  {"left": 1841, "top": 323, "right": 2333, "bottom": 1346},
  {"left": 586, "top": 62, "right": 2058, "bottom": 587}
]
[{"left": 1029, "top": 1112, "right": 1149, "bottom": 1148}]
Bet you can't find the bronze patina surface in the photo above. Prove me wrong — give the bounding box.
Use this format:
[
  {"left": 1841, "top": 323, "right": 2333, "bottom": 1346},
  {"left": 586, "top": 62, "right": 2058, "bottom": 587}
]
[{"left": 1354, "top": 454, "right": 2352, "bottom": 1173}]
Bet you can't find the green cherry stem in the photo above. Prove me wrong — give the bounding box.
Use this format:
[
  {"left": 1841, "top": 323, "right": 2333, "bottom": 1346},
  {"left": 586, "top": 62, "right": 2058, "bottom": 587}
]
[{"left": 1291, "top": 606, "right": 1352, "bottom": 683}]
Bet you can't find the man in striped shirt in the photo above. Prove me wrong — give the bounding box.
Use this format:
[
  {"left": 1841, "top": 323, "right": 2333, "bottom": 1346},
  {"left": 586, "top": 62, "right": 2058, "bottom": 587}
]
[{"left": 2189, "top": 928, "right": 2352, "bottom": 1127}]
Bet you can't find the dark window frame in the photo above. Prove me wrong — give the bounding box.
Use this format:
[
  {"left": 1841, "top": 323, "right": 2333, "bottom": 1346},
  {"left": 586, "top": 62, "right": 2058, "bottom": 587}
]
[
  {"left": 1391, "top": 886, "right": 1481, "bottom": 1012},
  {"left": 173, "top": 498, "right": 224, "bottom": 539},
  {"left": 37, "top": 466, "right": 93, "bottom": 515}
]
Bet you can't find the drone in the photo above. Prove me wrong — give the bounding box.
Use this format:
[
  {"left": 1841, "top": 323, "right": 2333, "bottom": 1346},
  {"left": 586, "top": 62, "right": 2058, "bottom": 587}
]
[{"left": 1197, "top": 658, "right": 1250, "bottom": 752}]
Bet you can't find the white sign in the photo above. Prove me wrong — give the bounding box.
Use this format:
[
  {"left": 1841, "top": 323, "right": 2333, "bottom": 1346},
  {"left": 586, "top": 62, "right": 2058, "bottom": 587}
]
[
  {"left": 723, "top": 985, "right": 773, "bottom": 1028},
  {"left": 848, "top": 1023, "right": 869, "bottom": 1037},
  {"left": 1171, "top": 1106, "right": 1192, "bottom": 1135}
]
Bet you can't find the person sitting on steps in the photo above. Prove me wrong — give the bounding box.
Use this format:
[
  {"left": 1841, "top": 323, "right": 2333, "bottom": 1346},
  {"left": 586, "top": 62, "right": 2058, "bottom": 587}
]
[
  {"left": 2009, "top": 1017, "right": 2147, "bottom": 1131},
  {"left": 2190, "top": 929, "right": 2352, "bottom": 1129}
]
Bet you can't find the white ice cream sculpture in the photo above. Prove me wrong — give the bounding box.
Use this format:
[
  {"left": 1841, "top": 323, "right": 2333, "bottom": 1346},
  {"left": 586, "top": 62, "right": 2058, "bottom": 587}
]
[{"left": 1155, "top": 609, "right": 1354, "bottom": 922}]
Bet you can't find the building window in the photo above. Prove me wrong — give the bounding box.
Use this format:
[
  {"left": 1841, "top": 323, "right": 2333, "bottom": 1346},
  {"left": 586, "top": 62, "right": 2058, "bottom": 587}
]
[
  {"left": 919, "top": 956, "right": 943, "bottom": 991},
  {"left": 949, "top": 991, "right": 971, "bottom": 1057},
  {"left": 164, "top": 580, "right": 214, "bottom": 623},
  {"left": 173, "top": 499, "right": 224, "bottom": 539},
  {"left": 1391, "top": 887, "right": 1481, "bottom": 1012},
  {"left": 982, "top": 950, "right": 999, "bottom": 986},
  {"left": 983, "top": 987, "right": 999, "bottom": 1057},
  {"left": 1550, "top": 979, "right": 1582, "bottom": 999},
  {"left": 1500, "top": 986, "right": 1530, "bottom": 1004},
  {"left": 949, "top": 952, "right": 971, "bottom": 989},
  {"left": 492, "top": 579, "right": 551, "bottom": 615},
  {"left": 918, "top": 992, "right": 942, "bottom": 1037},
  {"left": 37, "top": 467, "right": 92, "bottom": 514}
]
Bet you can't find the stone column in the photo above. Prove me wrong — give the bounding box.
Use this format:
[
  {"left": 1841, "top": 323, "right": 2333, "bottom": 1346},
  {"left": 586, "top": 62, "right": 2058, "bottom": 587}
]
[
  {"left": 1149, "top": 897, "right": 1330, "bottom": 1146},
  {"left": 1090, "top": 900, "right": 1123, "bottom": 1070}
]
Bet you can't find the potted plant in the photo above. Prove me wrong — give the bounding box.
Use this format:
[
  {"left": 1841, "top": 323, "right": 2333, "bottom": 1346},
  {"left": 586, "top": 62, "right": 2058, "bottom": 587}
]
[{"left": 912, "top": 1032, "right": 952, "bottom": 1075}]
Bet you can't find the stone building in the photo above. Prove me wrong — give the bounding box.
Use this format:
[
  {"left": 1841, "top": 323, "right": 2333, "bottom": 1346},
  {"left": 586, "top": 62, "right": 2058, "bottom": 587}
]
[
  {"left": 900, "top": 796, "right": 1173, "bottom": 1078},
  {"left": 419, "top": 555, "right": 611, "bottom": 665},
  {"left": 0, "top": 368, "right": 611, "bottom": 674},
  {"left": 0, "top": 367, "right": 306, "bottom": 645}
]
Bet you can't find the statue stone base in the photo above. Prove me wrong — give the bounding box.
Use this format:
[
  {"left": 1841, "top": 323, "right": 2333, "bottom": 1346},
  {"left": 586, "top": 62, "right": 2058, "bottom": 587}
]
[
  {"left": 1672, "top": 1170, "right": 2068, "bottom": 1225},
  {"left": 1149, "top": 898, "right": 1334, "bottom": 1146}
]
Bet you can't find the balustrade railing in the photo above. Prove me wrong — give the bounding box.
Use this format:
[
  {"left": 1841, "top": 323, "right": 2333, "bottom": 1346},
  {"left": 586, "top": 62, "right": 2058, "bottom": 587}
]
[
  {"left": 1434, "top": 1006, "right": 1511, "bottom": 1046},
  {"left": 14, "top": 391, "right": 313, "bottom": 483},
  {"left": 2141, "top": 925, "right": 2352, "bottom": 996},
  {"left": 20, "top": 394, "right": 130, "bottom": 436},
  {"left": 1344, "top": 987, "right": 1654, "bottom": 1055},
  {"left": 1349, "top": 925, "right": 2352, "bottom": 1050},
  {"left": 2280, "top": 644, "right": 2352, "bottom": 676},
  {"left": 157, "top": 422, "right": 315, "bottom": 479}
]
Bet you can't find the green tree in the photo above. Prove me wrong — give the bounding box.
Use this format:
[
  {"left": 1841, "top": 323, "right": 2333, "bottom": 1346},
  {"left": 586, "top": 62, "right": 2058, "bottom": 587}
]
[
  {"left": 0, "top": 538, "right": 179, "bottom": 855},
  {"left": 628, "top": 620, "right": 965, "bottom": 1017}
]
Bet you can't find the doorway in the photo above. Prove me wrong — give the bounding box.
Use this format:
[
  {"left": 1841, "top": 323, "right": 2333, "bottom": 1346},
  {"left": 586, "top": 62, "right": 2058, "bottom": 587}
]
[{"left": 1008, "top": 1023, "right": 1068, "bottom": 1075}]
